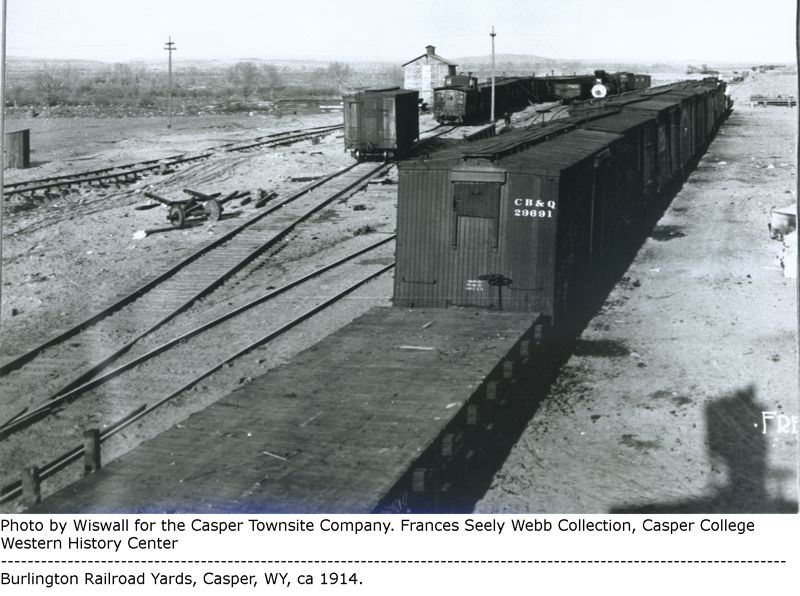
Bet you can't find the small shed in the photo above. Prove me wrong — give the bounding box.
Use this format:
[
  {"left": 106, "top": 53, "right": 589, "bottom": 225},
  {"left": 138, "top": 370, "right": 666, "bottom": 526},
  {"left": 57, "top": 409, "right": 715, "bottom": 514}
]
[
  {"left": 4, "top": 128, "right": 31, "bottom": 169},
  {"left": 402, "top": 45, "right": 457, "bottom": 106}
]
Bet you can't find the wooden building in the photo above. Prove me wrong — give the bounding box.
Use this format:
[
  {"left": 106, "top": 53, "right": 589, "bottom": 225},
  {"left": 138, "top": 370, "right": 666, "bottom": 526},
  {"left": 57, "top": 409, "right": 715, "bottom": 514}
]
[{"left": 402, "top": 45, "right": 457, "bottom": 106}]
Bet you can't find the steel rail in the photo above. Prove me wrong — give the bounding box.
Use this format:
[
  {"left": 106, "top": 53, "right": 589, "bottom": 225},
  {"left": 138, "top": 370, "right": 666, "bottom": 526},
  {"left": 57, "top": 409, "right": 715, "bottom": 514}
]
[
  {"left": 0, "top": 234, "right": 395, "bottom": 437},
  {"left": 0, "top": 163, "right": 361, "bottom": 376},
  {"left": 2, "top": 125, "right": 343, "bottom": 198},
  {"left": 0, "top": 262, "right": 395, "bottom": 505},
  {"left": 0, "top": 162, "right": 389, "bottom": 439}
]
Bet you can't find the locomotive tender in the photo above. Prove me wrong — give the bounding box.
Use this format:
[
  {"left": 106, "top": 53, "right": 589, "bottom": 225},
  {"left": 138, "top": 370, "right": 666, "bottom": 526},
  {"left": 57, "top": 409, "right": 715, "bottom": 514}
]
[{"left": 394, "top": 79, "right": 730, "bottom": 326}]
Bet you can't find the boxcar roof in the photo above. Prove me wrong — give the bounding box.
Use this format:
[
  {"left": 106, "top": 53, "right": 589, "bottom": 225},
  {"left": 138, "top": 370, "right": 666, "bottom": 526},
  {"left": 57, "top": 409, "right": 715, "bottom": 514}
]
[
  {"left": 349, "top": 88, "right": 418, "bottom": 98},
  {"left": 544, "top": 75, "right": 597, "bottom": 83},
  {"left": 580, "top": 110, "right": 657, "bottom": 133},
  {"left": 402, "top": 127, "right": 621, "bottom": 174},
  {"left": 624, "top": 97, "right": 682, "bottom": 113},
  {"left": 501, "top": 129, "right": 621, "bottom": 171}
]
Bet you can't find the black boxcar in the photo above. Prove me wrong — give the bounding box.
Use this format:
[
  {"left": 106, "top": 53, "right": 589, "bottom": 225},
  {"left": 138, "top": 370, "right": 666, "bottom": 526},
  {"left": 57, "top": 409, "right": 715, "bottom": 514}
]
[
  {"left": 394, "top": 78, "right": 730, "bottom": 323},
  {"left": 343, "top": 88, "right": 419, "bottom": 161},
  {"left": 433, "top": 75, "right": 537, "bottom": 124},
  {"left": 394, "top": 126, "right": 626, "bottom": 321},
  {"left": 544, "top": 75, "right": 597, "bottom": 101}
]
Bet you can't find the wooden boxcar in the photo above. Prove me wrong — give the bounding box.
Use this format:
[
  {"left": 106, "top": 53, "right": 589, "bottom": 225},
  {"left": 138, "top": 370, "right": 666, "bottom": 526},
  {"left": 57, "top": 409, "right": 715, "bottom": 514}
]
[
  {"left": 544, "top": 75, "right": 597, "bottom": 101},
  {"left": 433, "top": 76, "right": 537, "bottom": 124},
  {"left": 342, "top": 88, "right": 419, "bottom": 161},
  {"left": 393, "top": 78, "right": 730, "bottom": 324},
  {"left": 394, "top": 126, "right": 626, "bottom": 321},
  {"left": 612, "top": 72, "right": 652, "bottom": 93}
]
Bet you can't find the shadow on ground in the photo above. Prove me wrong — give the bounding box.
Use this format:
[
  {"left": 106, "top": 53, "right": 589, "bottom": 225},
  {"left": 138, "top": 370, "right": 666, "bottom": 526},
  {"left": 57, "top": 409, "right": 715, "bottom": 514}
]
[{"left": 612, "top": 385, "right": 797, "bottom": 513}]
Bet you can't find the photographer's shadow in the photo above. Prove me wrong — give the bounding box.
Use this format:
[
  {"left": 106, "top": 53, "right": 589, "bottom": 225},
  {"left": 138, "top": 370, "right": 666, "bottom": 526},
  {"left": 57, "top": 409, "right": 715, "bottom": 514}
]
[{"left": 612, "top": 385, "right": 797, "bottom": 513}]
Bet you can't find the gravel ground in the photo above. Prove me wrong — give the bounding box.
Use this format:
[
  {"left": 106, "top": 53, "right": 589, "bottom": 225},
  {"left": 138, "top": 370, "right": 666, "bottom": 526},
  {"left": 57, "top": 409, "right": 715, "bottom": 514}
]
[
  {"left": 476, "top": 70, "right": 798, "bottom": 513},
  {"left": 0, "top": 110, "right": 400, "bottom": 509},
  {"left": 1, "top": 72, "right": 795, "bottom": 512}
]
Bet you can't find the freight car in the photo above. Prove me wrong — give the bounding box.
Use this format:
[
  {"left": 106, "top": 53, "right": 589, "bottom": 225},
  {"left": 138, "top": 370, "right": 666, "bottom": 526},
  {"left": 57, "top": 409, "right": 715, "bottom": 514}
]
[
  {"left": 433, "top": 71, "right": 651, "bottom": 123},
  {"left": 540, "top": 71, "right": 652, "bottom": 102},
  {"left": 343, "top": 88, "right": 419, "bottom": 161},
  {"left": 393, "top": 78, "right": 730, "bottom": 328},
  {"left": 433, "top": 75, "right": 539, "bottom": 124}
]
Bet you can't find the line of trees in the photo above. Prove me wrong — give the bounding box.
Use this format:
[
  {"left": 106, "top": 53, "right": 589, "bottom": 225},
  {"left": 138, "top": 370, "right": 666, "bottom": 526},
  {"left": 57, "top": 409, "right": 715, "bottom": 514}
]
[{"left": 4, "top": 60, "right": 400, "bottom": 109}]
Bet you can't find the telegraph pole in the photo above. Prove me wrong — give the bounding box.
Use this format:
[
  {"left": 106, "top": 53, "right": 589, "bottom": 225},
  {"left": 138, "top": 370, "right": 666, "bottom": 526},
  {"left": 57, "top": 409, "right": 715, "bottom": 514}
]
[
  {"left": 164, "top": 36, "right": 176, "bottom": 129},
  {"left": 490, "top": 26, "right": 496, "bottom": 123}
]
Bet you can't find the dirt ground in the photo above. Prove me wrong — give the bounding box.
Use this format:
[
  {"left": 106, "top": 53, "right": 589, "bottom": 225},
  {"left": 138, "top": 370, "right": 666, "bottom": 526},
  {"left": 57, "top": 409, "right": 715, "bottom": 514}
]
[
  {"left": 1, "top": 72, "right": 796, "bottom": 512},
  {"left": 477, "top": 69, "right": 799, "bottom": 513},
  {"left": 0, "top": 111, "right": 357, "bottom": 357},
  {"left": 0, "top": 109, "right": 409, "bottom": 507}
]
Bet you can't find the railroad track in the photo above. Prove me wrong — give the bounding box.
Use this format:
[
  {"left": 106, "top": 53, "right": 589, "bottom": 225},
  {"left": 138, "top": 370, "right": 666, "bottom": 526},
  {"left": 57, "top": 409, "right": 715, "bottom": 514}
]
[
  {"left": 0, "top": 241, "right": 396, "bottom": 506},
  {"left": 2, "top": 124, "right": 343, "bottom": 199},
  {"left": 0, "top": 162, "right": 390, "bottom": 430}
]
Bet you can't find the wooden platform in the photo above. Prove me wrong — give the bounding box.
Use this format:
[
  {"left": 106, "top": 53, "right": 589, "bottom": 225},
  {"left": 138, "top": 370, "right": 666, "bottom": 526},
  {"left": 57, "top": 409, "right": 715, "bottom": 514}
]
[{"left": 33, "top": 307, "right": 543, "bottom": 513}]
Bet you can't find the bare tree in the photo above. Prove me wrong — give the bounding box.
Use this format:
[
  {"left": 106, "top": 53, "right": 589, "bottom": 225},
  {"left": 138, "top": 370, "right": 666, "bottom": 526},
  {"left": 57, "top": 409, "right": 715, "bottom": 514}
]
[
  {"left": 227, "top": 61, "right": 261, "bottom": 99},
  {"left": 34, "top": 64, "right": 74, "bottom": 105},
  {"left": 327, "top": 62, "right": 353, "bottom": 92}
]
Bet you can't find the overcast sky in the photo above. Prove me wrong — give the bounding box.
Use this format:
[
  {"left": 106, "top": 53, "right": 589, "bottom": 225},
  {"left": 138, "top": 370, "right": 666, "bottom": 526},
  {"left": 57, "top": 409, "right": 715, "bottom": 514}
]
[{"left": 5, "top": 0, "right": 797, "bottom": 64}]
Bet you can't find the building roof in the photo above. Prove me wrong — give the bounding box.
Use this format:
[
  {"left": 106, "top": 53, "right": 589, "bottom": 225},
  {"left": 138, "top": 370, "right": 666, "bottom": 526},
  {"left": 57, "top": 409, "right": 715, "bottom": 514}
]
[{"left": 402, "top": 52, "right": 457, "bottom": 68}]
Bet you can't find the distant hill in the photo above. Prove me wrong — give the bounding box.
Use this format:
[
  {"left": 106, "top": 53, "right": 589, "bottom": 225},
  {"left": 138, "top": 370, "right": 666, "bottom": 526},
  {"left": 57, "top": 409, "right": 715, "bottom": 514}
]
[
  {"left": 453, "top": 53, "right": 792, "bottom": 76},
  {"left": 6, "top": 55, "right": 400, "bottom": 74},
  {"left": 6, "top": 56, "right": 108, "bottom": 74}
]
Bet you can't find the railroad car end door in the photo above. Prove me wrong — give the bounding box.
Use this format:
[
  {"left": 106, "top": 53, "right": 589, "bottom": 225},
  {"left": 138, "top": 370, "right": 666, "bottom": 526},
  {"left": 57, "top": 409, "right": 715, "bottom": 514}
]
[
  {"left": 344, "top": 96, "right": 362, "bottom": 149},
  {"left": 382, "top": 97, "right": 397, "bottom": 150},
  {"left": 449, "top": 170, "right": 506, "bottom": 309}
]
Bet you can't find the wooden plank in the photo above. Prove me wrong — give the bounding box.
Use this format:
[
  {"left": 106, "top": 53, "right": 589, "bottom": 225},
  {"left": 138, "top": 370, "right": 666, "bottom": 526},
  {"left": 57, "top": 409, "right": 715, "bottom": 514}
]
[{"left": 32, "top": 307, "right": 538, "bottom": 513}]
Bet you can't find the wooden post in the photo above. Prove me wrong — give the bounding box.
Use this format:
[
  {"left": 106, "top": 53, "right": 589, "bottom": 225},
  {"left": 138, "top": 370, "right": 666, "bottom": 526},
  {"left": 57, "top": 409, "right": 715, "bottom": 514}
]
[
  {"left": 83, "top": 429, "right": 101, "bottom": 475},
  {"left": 21, "top": 466, "right": 41, "bottom": 506}
]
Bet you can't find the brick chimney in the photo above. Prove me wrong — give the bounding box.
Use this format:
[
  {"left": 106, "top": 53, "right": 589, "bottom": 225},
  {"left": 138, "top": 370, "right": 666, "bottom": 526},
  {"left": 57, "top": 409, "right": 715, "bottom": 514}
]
[{"left": 425, "top": 45, "right": 435, "bottom": 57}]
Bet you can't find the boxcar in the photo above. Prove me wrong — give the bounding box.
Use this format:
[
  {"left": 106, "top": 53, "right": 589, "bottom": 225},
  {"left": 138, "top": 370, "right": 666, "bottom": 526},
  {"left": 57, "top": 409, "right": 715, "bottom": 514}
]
[
  {"left": 394, "top": 126, "right": 628, "bottom": 322},
  {"left": 433, "top": 75, "right": 537, "bottom": 124},
  {"left": 544, "top": 75, "right": 597, "bottom": 101},
  {"left": 393, "top": 78, "right": 730, "bottom": 325},
  {"left": 343, "top": 88, "right": 419, "bottom": 161}
]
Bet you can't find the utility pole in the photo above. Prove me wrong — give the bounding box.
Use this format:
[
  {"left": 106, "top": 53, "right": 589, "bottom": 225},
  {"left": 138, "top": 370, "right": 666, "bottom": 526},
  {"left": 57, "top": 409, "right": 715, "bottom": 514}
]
[
  {"left": 490, "top": 26, "right": 496, "bottom": 123},
  {"left": 164, "top": 36, "right": 176, "bottom": 129}
]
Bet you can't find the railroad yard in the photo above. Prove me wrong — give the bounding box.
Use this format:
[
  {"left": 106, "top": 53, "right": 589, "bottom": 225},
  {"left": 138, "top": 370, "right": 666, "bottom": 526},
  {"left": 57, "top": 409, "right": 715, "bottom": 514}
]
[
  {"left": 1, "top": 68, "right": 797, "bottom": 512},
  {"left": 478, "top": 71, "right": 799, "bottom": 512}
]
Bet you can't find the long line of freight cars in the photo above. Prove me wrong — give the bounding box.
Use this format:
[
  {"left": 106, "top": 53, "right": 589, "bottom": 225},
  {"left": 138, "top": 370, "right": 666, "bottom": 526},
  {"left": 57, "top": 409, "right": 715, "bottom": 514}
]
[
  {"left": 393, "top": 78, "right": 731, "bottom": 325},
  {"left": 343, "top": 70, "right": 651, "bottom": 160},
  {"left": 30, "top": 77, "right": 732, "bottom": 513},
  {"left": 433, "top": 70, "right": 652, "bottom": 124}
]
